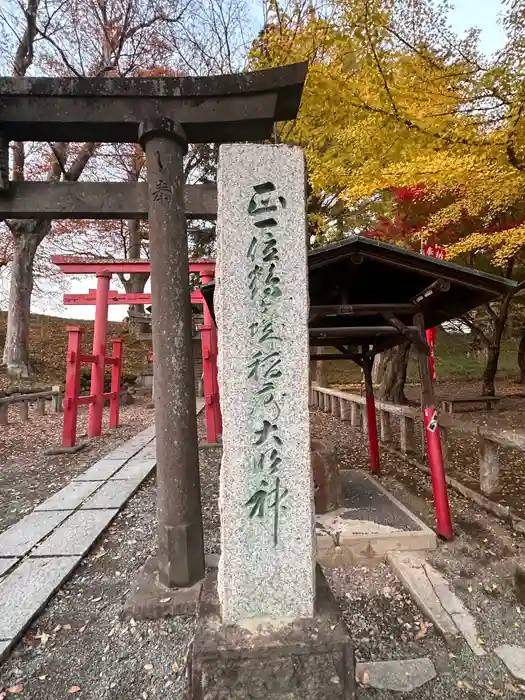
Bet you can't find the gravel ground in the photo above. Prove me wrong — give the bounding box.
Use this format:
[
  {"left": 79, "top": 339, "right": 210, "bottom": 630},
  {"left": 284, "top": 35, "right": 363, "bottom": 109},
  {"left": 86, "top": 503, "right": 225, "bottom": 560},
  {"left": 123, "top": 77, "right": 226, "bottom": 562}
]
[
  {"left": 0, "top": 401, "right": 155, "bottom": 533},
  {"left": 312, "top": 407, "right": 525, "bottom": 699},
  {"left": 4, "top": 407, "right": 525, "bottom": 699},
  {"left": 0, "top": 415, "right": 220, "bottom": 700}
]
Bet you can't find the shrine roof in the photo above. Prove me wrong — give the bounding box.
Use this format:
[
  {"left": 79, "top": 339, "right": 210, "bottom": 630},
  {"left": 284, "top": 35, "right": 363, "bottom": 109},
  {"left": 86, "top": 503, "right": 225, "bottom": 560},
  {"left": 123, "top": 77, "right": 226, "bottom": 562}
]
[
  {"left": 0, "top": 63, "right": 308, "bottom": 143},
  {"left": 202, "top": 235, "right": 516, "bottom": 352}
]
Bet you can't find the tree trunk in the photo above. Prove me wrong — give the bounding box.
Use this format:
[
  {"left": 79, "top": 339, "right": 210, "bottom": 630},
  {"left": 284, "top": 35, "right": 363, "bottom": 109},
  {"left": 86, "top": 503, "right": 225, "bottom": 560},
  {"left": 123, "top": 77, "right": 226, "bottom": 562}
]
[
  {"left": 518, "top": 330, "right": 525, "bottom": 384},
  {"left": 377, "top": 343, "right": 410, "bottom": 404},
  {"left": 2, "top": 232, "right": 39, "bottom": 376},
  {"left": 481, "top": 299, "right": 511, "bottom": 396}
]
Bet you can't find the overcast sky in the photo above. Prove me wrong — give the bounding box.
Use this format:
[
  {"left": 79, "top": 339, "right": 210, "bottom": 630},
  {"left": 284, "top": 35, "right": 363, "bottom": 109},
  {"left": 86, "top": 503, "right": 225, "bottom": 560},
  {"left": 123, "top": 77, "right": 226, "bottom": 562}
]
[{"left": 28, "top": 0, "right": 507, "bottom": 323}]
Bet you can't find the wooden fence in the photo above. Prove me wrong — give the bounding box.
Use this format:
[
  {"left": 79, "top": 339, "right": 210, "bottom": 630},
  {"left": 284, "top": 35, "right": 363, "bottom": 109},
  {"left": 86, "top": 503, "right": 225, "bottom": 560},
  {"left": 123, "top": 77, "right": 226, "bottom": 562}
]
[
  {"left": 310, "top": 384, "right": 525, "bottom": 503},
  {"left": 0, "top": 386, "right": 63, "bottom": 425}
]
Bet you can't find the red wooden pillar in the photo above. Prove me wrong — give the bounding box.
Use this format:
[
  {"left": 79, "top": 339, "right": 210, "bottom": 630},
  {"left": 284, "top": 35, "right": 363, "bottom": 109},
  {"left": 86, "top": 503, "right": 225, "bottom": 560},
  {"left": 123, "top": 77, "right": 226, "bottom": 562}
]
[
  {"left": 88, "top": 270, "right": 111, "bottom": 438},
  {"left": 363, "top": 355, "right": 380, "bottom": 474},
  {"left": 109, "top": 338, "right": 123, "bottom": 429},
  {"left": 415, "top": 313, "right": 453, "bottom": 539},
  {"left": 62, "top": 326, "right": 83, "bottom": 448},
  {"left": 200, "top": 270, "right": 221, "bottom": 443}
]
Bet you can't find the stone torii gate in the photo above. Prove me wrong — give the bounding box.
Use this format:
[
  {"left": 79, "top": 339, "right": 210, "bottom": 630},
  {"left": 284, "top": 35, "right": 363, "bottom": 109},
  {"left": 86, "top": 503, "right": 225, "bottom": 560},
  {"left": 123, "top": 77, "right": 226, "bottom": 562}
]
[{"left": 0, "top": 63, "right": 308, "bottom": 594}]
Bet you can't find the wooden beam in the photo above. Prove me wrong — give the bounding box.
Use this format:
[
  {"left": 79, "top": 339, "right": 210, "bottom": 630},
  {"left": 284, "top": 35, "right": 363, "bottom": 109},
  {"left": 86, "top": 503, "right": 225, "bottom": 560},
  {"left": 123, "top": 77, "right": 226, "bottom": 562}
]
[
  {"left": 382, "top": 313, "right": 428, "bottom": 354},
  {"left": 52, "top": 256, "right": 215, "bottom": 274},
  {"left": 310, "top": 303, "right": 416, "bottom": 318},
  {"left": 309, "top": 326, "right": 414, "bottom": 338},
  {"left": 410, "top": 278, "right": 451, "bottom": 305},
  {"left": 0, "top": 182, "right": 217, "bottom": 220}
]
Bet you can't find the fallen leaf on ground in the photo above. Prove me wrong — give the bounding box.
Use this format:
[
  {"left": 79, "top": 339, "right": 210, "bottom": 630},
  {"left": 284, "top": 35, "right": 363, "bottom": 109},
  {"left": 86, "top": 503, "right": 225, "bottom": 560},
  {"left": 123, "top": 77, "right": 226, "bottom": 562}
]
[
  {"left": 93, "top": 547, "right": 106, "bottom": 559},
  {"left": 160, "top": 597, "right": 171, "bottom": 603},
  {"left": 357, "top": 669, "right": 370, "bottom": 686},
  {"left": 172, "top": 661, "right": 179, "bottom": 673},
  {"left": 78, "top": 623, "right": 88, "bottom": 633},
  {"left": 7, "top": 686, "right": 24, "bottom": 694},
  {"left": 143, "top": 664, "right": 153, "bottom": 671},
  {"left": 415, "top": 620, "right": 428, "bottom": 640},
  {"left": 68, "top": 686, "right": 81, "bottom": 694},
  {"left": 38, "top": 676, "right": 47, "bottom": 681},
  {"left": 63, "top": 624, "right": 72, "bottom": 631},
  {"left": 39, "top": 632, "right": 50, "bottom": 647}
]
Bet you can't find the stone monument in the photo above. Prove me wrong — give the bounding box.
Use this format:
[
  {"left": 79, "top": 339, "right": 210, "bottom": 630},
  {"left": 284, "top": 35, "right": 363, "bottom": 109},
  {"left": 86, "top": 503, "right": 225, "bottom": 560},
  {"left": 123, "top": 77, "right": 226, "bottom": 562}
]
[{"left": 190, "top": 144, "right": 354, "bottom": 699}]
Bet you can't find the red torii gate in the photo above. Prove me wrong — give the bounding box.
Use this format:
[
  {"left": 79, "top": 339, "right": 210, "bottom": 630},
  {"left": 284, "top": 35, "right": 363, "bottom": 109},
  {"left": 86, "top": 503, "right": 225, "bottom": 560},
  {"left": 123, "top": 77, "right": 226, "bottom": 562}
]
[{"left": 52, "top": 255, "right": 222, "bottom": 444}]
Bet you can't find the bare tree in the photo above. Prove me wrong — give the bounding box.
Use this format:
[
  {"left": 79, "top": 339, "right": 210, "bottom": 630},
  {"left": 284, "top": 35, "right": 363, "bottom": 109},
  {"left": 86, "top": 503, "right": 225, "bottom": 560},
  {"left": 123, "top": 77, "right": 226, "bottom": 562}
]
[{"left": 0, "top": 0, "right": 193, "bottom": 376}]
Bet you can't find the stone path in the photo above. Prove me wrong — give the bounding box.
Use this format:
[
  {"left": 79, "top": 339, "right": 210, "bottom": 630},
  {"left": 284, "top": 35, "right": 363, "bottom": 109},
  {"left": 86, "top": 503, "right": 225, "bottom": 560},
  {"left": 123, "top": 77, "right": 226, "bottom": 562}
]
[
  {"left": 388, "top": 551, "right": 485, "bottom": 656},
  {"left": 0, "top": 399, "right": 203, "bottom": 664}
]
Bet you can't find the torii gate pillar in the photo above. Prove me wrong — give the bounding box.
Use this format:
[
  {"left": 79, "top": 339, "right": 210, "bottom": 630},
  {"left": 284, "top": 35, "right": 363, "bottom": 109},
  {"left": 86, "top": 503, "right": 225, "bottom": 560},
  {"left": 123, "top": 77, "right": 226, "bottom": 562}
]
[
  {"left": 200, "top": 269, "right": 222, "bottom": 443},
  {"left": 139, "top": 117, "right": 205, "bottom": 588}
]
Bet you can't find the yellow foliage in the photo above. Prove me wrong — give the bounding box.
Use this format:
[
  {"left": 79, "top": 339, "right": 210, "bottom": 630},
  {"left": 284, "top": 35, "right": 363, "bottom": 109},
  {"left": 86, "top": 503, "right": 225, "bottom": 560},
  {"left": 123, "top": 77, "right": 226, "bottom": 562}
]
[{"left": 250, "top": 0, "right": 525, "bottom": 267}]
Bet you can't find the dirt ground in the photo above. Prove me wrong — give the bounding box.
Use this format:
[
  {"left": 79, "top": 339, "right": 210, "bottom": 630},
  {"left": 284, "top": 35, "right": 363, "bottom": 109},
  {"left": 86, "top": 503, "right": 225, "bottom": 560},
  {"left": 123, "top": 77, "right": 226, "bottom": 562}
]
[
  {"left": 312, "top": 408, "right": 525, "bottom": 700},
  {"left": 3, "top": 408, "right": 525, "bottom": 698},
  {"left": 0, "top": 401, "right": 156, "bottom": 533},
  {"left": 0, "top": 415, "right": 219, "bottom": 700}
]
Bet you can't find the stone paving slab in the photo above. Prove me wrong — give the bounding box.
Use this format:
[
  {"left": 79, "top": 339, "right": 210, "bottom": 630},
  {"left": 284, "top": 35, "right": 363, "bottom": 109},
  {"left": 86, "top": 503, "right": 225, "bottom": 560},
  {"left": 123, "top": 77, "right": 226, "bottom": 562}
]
[
  {"left": 0, "top": 640, "right": 11, "bottom": 661},
  {"left": 0, "top": 556, "right": 81, "bottom": 659},
  {"left": 388, "top": 551, "right": 486, "bottom": 656},
  {"left": 79, "top": 480, "right": 142, "bottom": 510},
  {"left": 356, "top": 658, "right": 436, "bottom": 692},
  {"left": 495, "top": 645, "right": 525, "bottom": 681},
  {"left": 0, "top": 558, "right": 18, "bottom": 578},
  {"left": 104, "top": 445, "right": 143, "bottom": 460},
  {"left": 0, "top": 510, "right": 73, "bottom": 557},
  {"left": 74, "top": 458, "right": 128, "bottom": 482},
  {"left": 32, "top": 509, "right": 118, "bottom": 557},
  {"left": 110, "top": 457, "right": 156, "bottom": 481},
  {"left": 35, "top": 480, "right": 103, "bottom": 511}
]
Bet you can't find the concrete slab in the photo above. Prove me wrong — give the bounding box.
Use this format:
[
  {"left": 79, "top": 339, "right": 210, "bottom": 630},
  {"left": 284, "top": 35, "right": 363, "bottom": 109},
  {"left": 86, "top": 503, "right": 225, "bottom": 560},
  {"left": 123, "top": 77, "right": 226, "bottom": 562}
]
[
  {"left": 110, "top": 457, "right": 156, "bottom": 481},
  {"left": 139, "top": 445, "right": 156, "bottom": 460},
  {"left": 0, "top": 556, "right": 80, "bottom": 659},
  {"left": 317, "top": 471, "right": 436, "bottom": 567},
  {"left": 104, "top": 446, "right": 143, "bottom": 460},
  {"left": 0, "top": 558, "right": 18, "bottom": 578},
  {"left": 123, "top": 554, "right": 202, "bottom": 619},
  {"left": 79, "top": 480, "right": 142, "bottom": 510},
  {"left": 35, "top": 480, "right": 103, "bottom": 511},
  {"left": 356, "top": 658, "right": 436, "bottom": 692},
  {"left": 388, "top": 552, "right": 486, "bottom": 656},
  {"left": 32, "top": 509, "right": 118, "bottom": 557},
  {"left": 495, "top": 645, "right": 525, "bottom": 681},
  {"left": 0, "top": 510, "right": 72, "bottom": 557},
  {"left": 74, "top": 458, "right": 127, "bottom": 482},
  {"left": 0, "top": 639, "right": 11, "bottom": 662}
]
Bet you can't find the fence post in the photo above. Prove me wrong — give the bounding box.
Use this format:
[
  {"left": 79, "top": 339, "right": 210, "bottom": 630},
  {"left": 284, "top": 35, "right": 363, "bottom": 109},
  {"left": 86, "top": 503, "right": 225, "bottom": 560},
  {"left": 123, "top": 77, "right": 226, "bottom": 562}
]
[
  {"left": 380, "top": 410, "right": 392, "bottom": 442},
  {"left": 340, "top": 399, "right": 350, "bottom": 421},
  {"left": 36, "top": 397, "right": 46, "bottom": 416},
  {"left": 52, "top": 385, "right": 62, "bottom": 413},
  {"left": 109, "top": 338, "right": 123, "bottom": 429},
  {"left": 400, "top": 415, "right": 417, "bottom": 454},
  {"left": 19, "top": 401, "right": 29, "bottom": 421},
  {"left": 0, "top": 401, "right": 7, "bottom": 426},
  {"left": 350, "top": 402, "right": 359, "bottom": 427},
  {"left": 62, "top": 326, "right": 83, "bottom": 448},
  {"left": 88, "top": 270, "right": 111, "bottom": 438},
  {"left": 479, "top": 437, "right": 500, "bottom": 495},
  {"left": 330, "top": 395, "right": 341, "bottom": 418}
]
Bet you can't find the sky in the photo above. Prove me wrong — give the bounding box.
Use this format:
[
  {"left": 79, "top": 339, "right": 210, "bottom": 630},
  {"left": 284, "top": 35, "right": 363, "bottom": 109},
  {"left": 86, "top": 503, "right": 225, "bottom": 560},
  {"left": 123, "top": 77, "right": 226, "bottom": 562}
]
[{"left": 33, "top": 0, "right": 508, "bottom": 323}]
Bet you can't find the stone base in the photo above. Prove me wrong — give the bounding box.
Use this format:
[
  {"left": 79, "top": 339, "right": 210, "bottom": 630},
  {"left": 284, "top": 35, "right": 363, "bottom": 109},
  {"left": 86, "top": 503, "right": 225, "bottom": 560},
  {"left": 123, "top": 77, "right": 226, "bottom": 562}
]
[
  {"left": 123, "top": 554, "right": 202, "bottom": 619},
  {"left": 188, "top": 566, "right": 355, "bottom": 699}
]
